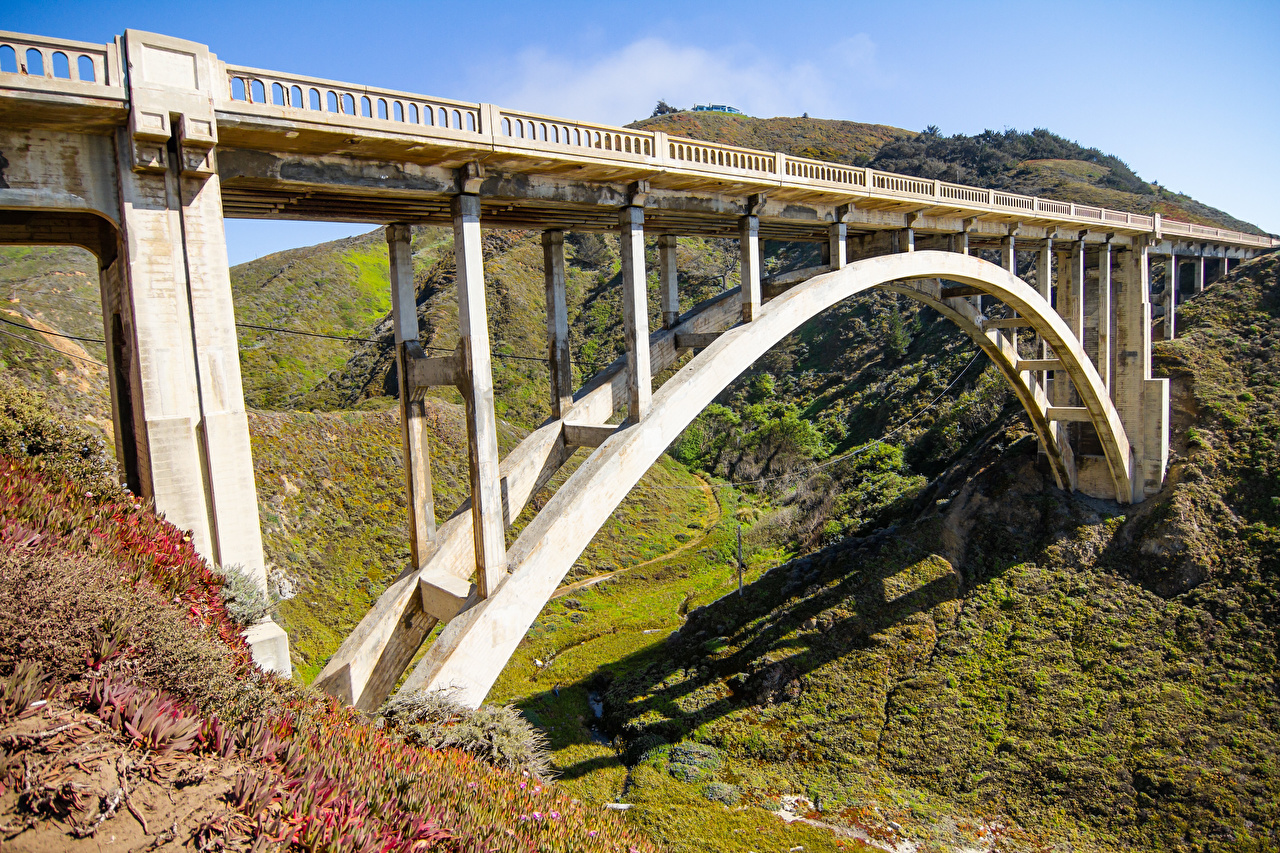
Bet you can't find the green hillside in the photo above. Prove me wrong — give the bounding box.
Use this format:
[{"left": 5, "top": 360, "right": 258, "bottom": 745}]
[{"left": 0, "top": 110, "right": 1276, "bottom": 851}]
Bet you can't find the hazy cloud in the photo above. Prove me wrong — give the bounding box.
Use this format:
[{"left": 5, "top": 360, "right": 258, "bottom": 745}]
[{"left": 492, "top": 34, "right": 893, "bottom": 126}]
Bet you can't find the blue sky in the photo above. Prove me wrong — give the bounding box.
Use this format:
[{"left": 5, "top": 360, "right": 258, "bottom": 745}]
[{"left": 8, "top": 0, "right": 1278, "bottom": 264}]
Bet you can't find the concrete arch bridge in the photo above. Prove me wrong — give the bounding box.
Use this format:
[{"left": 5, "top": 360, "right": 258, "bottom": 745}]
[{"left": 0, "top": 28, "right": 1273, "bottom": 698}]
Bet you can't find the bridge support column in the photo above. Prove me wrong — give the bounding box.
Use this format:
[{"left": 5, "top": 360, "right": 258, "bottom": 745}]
[
  {"left": 1049, "top": 240, "right": 1084, "bottom": 415},
  {"left": 1002, "top": 233, "right": 1016, "bottom": 275},
  {"left": 1068, "top": 238, "right": 1086, "bottom": 342},
  {"left": 620, "top": 206, "right": 652, "bottom": 420},
  {"left": 453, "top": 194, "right": 507, "bottom": 596},
  {"left": 1193, "top": 255, "right": 1205, "bottom": 294},
  {"left": 543, "top": 231, "right": 574, "bottom": 417},
  {"left": 1164, "top": 253, "right": 1177, "bottom": 340},
  {"left": 108, "top": 30, "right": 288, "bottom": 675},
  {"left": 388, "top": 225, "right": 436, "bottom": 565},
  {"left": 896, "top": 227, "right": 915, "bottom": 253},
  {"left": 828, "top": 223, "right": 847, "bottom": 269},
  {"left": 1098, "top": 240, "right": 1113, "bottom": 395},
  {"left": 739, "top": 215, "right": 762, "bottom": 322},
  {"left": 1115, "top": 240, "right": 1168, "bottom": 501},
  {"left": 1035, "top": 238, "right": 1053, "bottom": 361},
  {"left": 658, "top": 234, "right": 680, "bottom": 328}
]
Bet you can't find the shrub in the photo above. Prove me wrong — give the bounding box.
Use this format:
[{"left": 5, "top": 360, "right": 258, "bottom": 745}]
[
  {"left": 217, "top": 562, "right": 276, "bottom": 625},
  {"left": 667, "top": 741, "right": 723, "bottom": 783},
  {"left": 1, "top": 449, "right": 657, "bottom": 852},
  {"left": 702, "top": 781, "right": 742, "bottom": 805},
  {"left": 625, "top": 732, "right": 669, "bottom": 765},
  {"left": 380, "top": 690, "right": 554, "bottom": 779},
  {"left": 0, "top": 380, "right": 123, "bottom": 500}
]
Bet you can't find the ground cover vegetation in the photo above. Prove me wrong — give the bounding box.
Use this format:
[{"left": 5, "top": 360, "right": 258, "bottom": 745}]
[
  {"left": 0, "top": 384, "right": 658, "bottom": 851},
  {"left": 0, "top": 110, "right": 1277, "bottom": 850}
]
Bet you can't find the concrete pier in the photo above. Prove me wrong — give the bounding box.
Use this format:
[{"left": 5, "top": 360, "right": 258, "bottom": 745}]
[
  {"left": 453, "top": 194, "right": 507, "bottom": 597},
  {"left": 542, "top": 230, "right": 573, "bottom": 418}
]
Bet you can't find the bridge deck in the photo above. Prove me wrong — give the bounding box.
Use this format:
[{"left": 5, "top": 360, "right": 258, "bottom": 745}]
[{"left": 2, "top": 28, "right": 1274, "bottom": 249}]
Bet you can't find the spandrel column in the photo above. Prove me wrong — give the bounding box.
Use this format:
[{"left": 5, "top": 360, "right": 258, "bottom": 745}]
[
  {"left": 658, "top": 234, "right": 680, "bottom": 328},
  {"left": 542, "top": 230, "right": 573, "bottom": 418},
  {"left": 739, "top": 214, "right": 762, "bottom": 321},
  {"left": 453, "top": 194, "right": 507, "bottom": 596},
  {"left": 387, "top": 224, "right": 436, "bottom": 567},
  {"left": 619, "top": 206, "right": 652, "bottom": 421}
]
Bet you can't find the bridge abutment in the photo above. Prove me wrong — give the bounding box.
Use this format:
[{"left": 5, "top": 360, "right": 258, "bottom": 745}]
[{"left": 109, "top": 30, "right": 289, "bottom": 675}]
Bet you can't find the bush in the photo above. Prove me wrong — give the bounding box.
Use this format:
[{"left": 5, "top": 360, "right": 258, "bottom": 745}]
[
  {"left": 380, "top": 690, "right": 554, "bottom": 779},
  {"left": 625, "top": 732, "right": 669, "bottom": 765},
  {"left": 216, "top": 562, "right": 275, "bottom": 626},
  {"left": 702, "top": 781, "right": 741, "bottom": 805},
  {"left": 667, "top": 741, "right": 723, "bottom": 783},
  {"left": 0, "top": 381, "right": 122, "bottom": 499}
]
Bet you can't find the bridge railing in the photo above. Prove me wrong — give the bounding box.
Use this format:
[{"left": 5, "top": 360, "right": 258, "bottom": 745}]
[
  {"left": 493, "top": 106, "right": 656, "bottom": 162},
  {"left": 664, "top": 136, "right": 777, "bottom": 177},
  {"left": 0, "top": 31, "right": 122, "bottom": 96},
  {"left": 222, "top": 63, "right": 486, "bottom": 140},
  {"left": 199, "top": 52, "right": 1273, "bottom": 251},
  {"left": 781, "top": 154, "right": 866, "bottom": 191}
]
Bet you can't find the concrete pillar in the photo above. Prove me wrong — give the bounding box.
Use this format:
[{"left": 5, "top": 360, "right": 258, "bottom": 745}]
[
  {"left": 1097, "top": 241, "right": 1112, "bottom": 395},
  {"left": 828, "top": 222, "right": 847, "bottom": 269},
  {"left": 452, "top": 194, "right": 507, "bottom": 597},
  {"left": 1165, "top": 253, "right": 1177, "bottom": 340},
  {"left": 1193, "top": 255, "right": 1205, "bottom": 294},
  {"left": 542, "top": 231, "right": 573, "bottom": 417},
  {"left": 388, "top": 224, "right": 436, "bottom": 567},
  {"left": 1049, "top": 242, "right": 1083, "bottom": 410},
  {"left": 1069, "top": 239, "right": 1086, "bottom": 342},
  {"left": 658, "top": 234, "right": 680, "bottom": 328},
  {"left": 739, "top": 215, "right": 761, "bottom": 322},
  {"left": 1002, "top": 234, "right": 1016, "bottom": 275},
  {"left": 111, "top": 30, "right": 288, "bottom": 675},
  {"left": 619, "top": 206, "right": 652, "bottom": 421},
  {"left": 1036, "top": 238, "right": 1053, "bottom": 361},
  {"left": 1114, "top": 241, "right": 1168, "bottom": 501},
  {"left": 896, "top": 227, "right": 915, "bottom": 253},
  {"left": 951, "top": 231, "right": 970, "bottom": 256}
]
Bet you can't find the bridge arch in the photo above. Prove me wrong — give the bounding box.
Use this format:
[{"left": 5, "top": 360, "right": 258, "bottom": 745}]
[{"left": 403, "top": 249, "right": 1133, "bottom": 707}]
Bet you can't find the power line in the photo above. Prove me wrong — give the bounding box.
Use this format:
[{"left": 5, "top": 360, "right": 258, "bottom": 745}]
[
  {"left": 0, "top": 326, "right": 104, "bottom": 367},
  {"left": 0, "top": 314, "right": 106, "bottom": 343},
  {"left": 235, "top": 320, "right": 380, "bottom": 345},
  {"left": 235, "top": 321, "right": 615, "bottom": 369}
]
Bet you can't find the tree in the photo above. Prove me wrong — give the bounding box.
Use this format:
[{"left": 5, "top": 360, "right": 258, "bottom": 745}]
[{"left": 651, "top": 100, "right": 680, "bottom": 117}]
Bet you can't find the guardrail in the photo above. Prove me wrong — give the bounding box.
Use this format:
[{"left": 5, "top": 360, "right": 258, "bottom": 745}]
[
  {"left": 494, "top": 106, "right": 654, "bottom": 159},
  {"left": 666, "top": 137, "right": 776, "bottom": 176},
  {"left": 213, "top": 60, "right": 1280, "bottom": 248},
  {"left": 0, "top": 31, "right": 121, "bottom": 92},
  {"left": 223, "top": 64, "right": 485, "bottom": 138}
]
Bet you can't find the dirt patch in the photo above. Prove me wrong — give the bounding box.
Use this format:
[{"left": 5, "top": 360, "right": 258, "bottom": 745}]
[{"left": 1, "top": 692, "right": 252, "bottom": 852}]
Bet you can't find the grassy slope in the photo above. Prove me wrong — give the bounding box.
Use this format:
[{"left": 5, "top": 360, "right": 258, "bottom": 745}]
[
  {"left": 583, "top": 254, "right": 1280, "bottom": 852},
  {"left": 632, "top": 112, "right": 912, "bottom": 164},
  {"left": 232, "top": 226, "right": 452, "bottom": 408}
]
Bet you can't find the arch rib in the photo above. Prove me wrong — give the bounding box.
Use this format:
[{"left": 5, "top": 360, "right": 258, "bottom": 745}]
[{"left": 401, "top": 250, "right": 1134, "bottom": 707}]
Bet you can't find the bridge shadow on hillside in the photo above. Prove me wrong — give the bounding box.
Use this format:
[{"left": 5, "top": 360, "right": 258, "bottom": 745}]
[
  {"left": 516, "top": 523, "right": 991, "bottom": 783},
  {"left": 516, "top": 431, "right": 1062, "bottom": 783}
]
